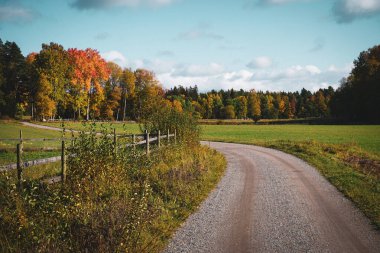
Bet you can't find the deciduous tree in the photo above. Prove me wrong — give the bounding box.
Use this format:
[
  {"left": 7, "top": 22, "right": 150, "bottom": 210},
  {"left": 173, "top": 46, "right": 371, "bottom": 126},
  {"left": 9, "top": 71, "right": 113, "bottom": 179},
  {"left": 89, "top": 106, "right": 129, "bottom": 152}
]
[
  {"left": 68, "top": 48, "right": 109, "bottom": 120},
  {"left": 248, "top": 90, "right": 261, "bottom": 122}
]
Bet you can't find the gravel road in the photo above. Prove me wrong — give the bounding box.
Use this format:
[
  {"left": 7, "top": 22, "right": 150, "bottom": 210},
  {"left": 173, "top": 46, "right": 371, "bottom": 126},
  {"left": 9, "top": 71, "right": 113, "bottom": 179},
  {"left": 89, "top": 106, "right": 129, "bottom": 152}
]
[{"left": 164, "top": 141, "right": 380, "bottom": 253}]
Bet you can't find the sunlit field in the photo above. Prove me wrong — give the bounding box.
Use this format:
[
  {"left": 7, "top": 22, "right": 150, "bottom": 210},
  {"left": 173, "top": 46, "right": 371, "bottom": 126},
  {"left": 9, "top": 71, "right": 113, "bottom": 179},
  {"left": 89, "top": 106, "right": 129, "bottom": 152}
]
[{"left": 201, "top": 124, "right": 380, "bottom": 155}]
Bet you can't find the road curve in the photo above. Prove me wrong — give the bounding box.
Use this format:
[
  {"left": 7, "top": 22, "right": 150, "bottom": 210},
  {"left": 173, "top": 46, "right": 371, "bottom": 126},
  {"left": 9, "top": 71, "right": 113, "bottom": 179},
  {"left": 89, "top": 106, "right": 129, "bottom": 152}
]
[{"left": 165, "top": 142, "right": 380, "bottom": 253}]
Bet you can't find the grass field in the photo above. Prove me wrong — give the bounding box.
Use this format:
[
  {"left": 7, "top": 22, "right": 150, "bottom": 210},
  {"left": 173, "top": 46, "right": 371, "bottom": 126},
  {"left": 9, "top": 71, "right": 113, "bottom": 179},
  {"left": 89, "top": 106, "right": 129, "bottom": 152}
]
[
  {"left": 0, "top": 121, "right": 64, "bottom": 165},
  {"left": 33, "top": 121, "right": 380, "bottom": 154},
  {"left": 0, "top": 121, "right": 63, "bottom": 148},
  {"left": 201, "top": 124, "right": 380, "bottom": 155}
]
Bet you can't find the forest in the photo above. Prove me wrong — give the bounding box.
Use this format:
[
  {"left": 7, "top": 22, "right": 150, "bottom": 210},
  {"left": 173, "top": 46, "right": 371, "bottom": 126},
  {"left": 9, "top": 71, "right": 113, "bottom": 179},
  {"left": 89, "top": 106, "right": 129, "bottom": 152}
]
[{"left": 0, "top": 39, "right": 379, "bottom": 123}]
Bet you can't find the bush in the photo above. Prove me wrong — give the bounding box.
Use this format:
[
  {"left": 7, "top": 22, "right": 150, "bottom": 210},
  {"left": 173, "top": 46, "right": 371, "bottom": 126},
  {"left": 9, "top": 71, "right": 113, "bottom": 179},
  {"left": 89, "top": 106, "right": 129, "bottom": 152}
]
[
  {"left": 0, "top": 122, "right": 226, "bottom": 252},
  {"left": 139, "top": 99, "right": 200, "bottom": 145}
]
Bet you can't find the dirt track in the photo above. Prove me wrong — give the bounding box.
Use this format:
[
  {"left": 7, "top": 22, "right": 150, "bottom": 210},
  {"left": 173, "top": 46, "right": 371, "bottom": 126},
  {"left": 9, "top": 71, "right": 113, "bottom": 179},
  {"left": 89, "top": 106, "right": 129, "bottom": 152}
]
[{"left": 165, "top": 142, "right": 380, "bottom": 253}]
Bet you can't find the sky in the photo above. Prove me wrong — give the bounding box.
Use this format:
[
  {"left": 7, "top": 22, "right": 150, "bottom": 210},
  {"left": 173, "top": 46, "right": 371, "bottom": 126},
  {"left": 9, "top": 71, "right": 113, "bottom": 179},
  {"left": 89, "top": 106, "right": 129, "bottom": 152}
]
[{"left": 1, "top": 0, "right": 380, "bottom": 92}]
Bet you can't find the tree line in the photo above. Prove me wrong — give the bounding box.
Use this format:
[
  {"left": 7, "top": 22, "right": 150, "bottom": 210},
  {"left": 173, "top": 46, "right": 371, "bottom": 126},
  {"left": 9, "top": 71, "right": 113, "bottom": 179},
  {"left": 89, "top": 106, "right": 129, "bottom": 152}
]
[
  {"left": 166, "top": 86, "right": 334, "bottom": 121},
  {"left": 0, "top": 39, "right": 378, "bottom": 123},
  {"left": 0, "top": 40, "right": 165, "bottom": 121}
]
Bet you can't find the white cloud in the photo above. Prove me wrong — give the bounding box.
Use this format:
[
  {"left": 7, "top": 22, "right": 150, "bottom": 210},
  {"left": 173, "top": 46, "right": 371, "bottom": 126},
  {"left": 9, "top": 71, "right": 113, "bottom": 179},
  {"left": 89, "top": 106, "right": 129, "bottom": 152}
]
[
  {"left": 70, "top": 0, "right": 177, "bottom": 10},
  {"left": 305, "top": 65, "right": 321, "bottom": 75},
  {"left": 155, "top": 62, "right": 351, "bottom": 93},
  {"left": 101, "top": 50, "right": 128, "bottom": 67},
  {"left": 247, "top": 56, "right": 272, "bottom": 69},
  {"left": 100, "top": 51, "right": 351, "bottom": 93},
  {"left": 172, "top": 63, "right": 225, "bottom": 77},
  {"left": 134, "top": 58, "right": 177, "bottom": 74},
  {"left": 333, "top": 0, "right": 380, "bottom": 23}
]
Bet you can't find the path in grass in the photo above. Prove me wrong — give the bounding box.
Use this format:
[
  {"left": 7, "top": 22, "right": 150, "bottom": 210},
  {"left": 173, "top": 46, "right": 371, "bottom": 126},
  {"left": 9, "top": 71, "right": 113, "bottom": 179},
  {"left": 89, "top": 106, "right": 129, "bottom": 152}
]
[{"left": 166, "top": 142, "right": 380, "bottom": 253}]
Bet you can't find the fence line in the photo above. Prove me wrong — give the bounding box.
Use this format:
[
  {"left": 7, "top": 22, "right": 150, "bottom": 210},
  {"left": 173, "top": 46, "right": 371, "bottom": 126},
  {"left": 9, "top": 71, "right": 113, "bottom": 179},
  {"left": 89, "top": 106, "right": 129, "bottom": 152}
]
[{"left": 0, "top": 129, "right": 177, "bottom": 187}]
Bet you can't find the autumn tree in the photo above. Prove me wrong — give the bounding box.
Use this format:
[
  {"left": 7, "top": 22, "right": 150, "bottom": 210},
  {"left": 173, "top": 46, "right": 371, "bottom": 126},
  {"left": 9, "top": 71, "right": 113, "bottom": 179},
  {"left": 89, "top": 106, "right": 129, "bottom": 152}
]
[
  {"left": 224, "top": 105, "right": 236, "bottom": 119},
  {"left": 121, "top": 68, "right": 136, "bottom": 121},
  {"left": 34, "top": 43, "right": 70, "bottom": 118},
  {"left": 68, "top": 48, "right": 109, "bottom": 120},
  {"left": 261, "top": 94, "right": 275, "bottom": 119},
  {"left": 101, "top": 62, "right": 122, "bottom": 119},
  {"left": 289, "top": 95, "right": 297, "bottom": 118},
  {"left": 25, "top": 53, "right": 39, "bottom": 119},
  {"left": 315, "top": 90, "right": 328, "bottom": 117},
  {"left": 134, "top": 69, "right": 163, "bottom": 120},
  {"left": 234, "top": 96, "right": 248, "bottom": 119},
  {"left": 35, "top": 73, "right": 55, "bottom": 120},
  {"left": 248, "top": 90, "right": 261, "bottom": 123}
]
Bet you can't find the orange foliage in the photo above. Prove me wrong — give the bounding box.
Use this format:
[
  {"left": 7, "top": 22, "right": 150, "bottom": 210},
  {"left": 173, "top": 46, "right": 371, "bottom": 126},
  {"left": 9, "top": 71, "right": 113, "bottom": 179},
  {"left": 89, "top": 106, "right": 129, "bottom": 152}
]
[{"left": 68, "top": 48, "right": 110, "bottom": 93}]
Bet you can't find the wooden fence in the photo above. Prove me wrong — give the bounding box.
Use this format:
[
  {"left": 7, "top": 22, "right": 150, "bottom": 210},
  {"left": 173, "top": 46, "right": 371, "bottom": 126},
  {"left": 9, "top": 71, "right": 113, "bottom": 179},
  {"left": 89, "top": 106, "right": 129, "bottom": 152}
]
[{"left": 0, "top": 129, "right": 177, "bottom": 187}]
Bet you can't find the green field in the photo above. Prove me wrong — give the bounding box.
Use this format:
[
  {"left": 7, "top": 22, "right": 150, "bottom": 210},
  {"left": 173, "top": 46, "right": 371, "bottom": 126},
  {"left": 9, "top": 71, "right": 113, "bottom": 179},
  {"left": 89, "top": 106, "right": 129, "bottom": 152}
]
[
  {"left": 201, "top": 124, "right": 380, "bottom": 155},
  {"left": 0, "top": 121, "right": 62, "bottom": 148},
  {"left": 0, "top": 121, "right": 64, "bottom": 165}
]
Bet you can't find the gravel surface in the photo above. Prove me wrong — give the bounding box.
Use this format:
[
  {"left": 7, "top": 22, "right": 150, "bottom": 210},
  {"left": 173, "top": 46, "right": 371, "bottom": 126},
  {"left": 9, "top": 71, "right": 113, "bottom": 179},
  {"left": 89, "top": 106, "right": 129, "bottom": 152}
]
[{"left": 164, "top": 141, "right": 380, "bottom": 253}]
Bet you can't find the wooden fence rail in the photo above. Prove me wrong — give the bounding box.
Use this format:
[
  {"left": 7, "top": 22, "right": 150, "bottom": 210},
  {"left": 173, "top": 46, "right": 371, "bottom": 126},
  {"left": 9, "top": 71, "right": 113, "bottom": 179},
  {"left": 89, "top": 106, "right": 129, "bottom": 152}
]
[{"left": 0, "top": 129, "right": 177, "bottom": 187}]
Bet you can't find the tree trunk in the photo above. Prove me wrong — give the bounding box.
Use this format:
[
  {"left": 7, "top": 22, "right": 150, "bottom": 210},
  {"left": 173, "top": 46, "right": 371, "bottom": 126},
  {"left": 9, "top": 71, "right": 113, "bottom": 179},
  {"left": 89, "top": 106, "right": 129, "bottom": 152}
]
[
  {"left": 86, "top": 93, "right": 90, "bottom": 121},
  {"left": 31, "top": 103, "right": 34, "bottom": 120},
  {"left": 122, "top": 89, "right": 127, "bottom": 121}
]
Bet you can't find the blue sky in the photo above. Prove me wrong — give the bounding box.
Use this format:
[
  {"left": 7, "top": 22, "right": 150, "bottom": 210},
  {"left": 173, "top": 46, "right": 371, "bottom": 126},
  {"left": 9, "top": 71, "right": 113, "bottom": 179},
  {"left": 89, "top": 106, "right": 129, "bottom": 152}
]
[{"left": 1, "top": 0, "right": 380, "bottom": 92}]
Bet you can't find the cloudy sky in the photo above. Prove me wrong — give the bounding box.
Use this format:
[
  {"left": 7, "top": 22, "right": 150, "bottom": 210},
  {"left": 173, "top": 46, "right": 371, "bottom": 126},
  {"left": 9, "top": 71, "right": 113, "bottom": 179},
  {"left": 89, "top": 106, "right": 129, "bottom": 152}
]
[{"left": 1, "top": 0, "right": 380, "bottom": 92}]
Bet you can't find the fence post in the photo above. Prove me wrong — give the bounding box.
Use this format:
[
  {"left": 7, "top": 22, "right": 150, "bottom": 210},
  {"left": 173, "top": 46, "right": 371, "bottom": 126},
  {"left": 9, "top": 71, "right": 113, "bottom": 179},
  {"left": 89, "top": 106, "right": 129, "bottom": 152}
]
[
  {"left": 158, "top": 130, "right": 161, "bottom": 148},
  {"left": 132, "top": 134, "right": 136, "bottom": 150},
  {"left": 61, "top": 140, "right": 66, "bottom": 183},
  {"left": 17, "top": 143, "right": 23, "bottom": 190},
  {"left": 71, "top": 131, "right": 75, "bottom": 146},
  {"left": 146, "top": 131, "right": 150, "bottom": 155},
  {"left": 167, "top": 129, "right": 170, "bottom": 144},
  {"left": 174, "top": 129, "right": 177, "bottom": 145},
  {"left": 113, "top": 128, "right": 117, "bottom": 154}
]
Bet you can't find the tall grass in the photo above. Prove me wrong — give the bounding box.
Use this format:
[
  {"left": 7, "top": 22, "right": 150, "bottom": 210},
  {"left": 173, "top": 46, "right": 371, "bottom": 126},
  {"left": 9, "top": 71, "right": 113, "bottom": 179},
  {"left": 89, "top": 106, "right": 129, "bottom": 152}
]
[{"left": 0, "top": 124, "right": 226, "bottom": 252}]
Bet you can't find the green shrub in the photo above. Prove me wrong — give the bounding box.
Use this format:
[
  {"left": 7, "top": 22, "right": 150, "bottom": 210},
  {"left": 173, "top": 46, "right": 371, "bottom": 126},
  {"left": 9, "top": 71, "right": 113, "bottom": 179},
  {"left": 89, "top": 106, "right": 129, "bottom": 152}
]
[{"left": 0, "top": 123, "right": 226, "bottom": 252}]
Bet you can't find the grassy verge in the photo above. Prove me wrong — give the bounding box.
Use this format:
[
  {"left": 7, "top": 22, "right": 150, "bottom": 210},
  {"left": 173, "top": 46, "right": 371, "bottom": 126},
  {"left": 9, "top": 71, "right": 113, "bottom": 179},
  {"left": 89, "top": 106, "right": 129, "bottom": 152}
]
[
  {"left": 4, "top": 161, "right": 61, "bottom": 183},
  {"left": 201, "top": 125, "right": 380, "bottom": 228}
]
